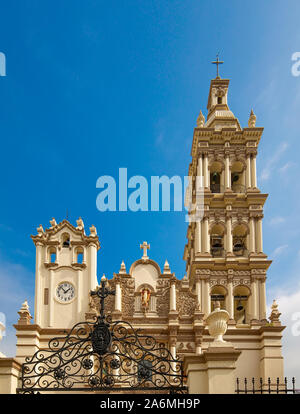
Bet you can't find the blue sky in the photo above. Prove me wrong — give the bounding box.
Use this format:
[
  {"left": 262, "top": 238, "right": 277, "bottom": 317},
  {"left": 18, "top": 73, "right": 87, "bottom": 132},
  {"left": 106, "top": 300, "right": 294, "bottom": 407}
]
[{"left": 0, "top": 0, "right": 300, "bottom": 377}]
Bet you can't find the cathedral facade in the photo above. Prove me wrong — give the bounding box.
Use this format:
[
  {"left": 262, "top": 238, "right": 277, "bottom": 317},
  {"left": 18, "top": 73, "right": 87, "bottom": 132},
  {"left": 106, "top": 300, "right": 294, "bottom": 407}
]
[{"left": 0, "top": 75, "right": 285, "bottom": 394}]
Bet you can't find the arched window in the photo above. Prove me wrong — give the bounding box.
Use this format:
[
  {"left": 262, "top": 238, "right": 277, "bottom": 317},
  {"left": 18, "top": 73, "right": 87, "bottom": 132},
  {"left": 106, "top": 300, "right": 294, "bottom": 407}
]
[
  {"left": 232, "top": 224, "right": 248, "bottom": 257},
  {"left": 48, "top": 247, "right": 56, "bottom": 263},
  {"left": 76, "top": 247, "right": 84, "bottom": 264},
  {"left": 233, "top": 285, "right": 250, "bottom": 325},
  {"left": 231, "top": 161, "right": 245, "bottom": 193},
  {"left": 210, "top": 285, "right": 227, "bottom": 311},
  {"left": 62, "top": 233, "right": 70, "bottom": 248},
  {"left": 210, "top": 161, "right": 224, "bottom": 193},
  {"left": 210, "top": 224, "right": 225, "bottom": 257}
]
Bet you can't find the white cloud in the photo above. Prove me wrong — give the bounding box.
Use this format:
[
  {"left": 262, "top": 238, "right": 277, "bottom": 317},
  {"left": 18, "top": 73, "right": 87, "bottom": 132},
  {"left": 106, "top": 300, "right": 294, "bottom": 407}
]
[
  {"left": 268, "top": 286, "right": 300, "bottom": 382},
  {"left": 260, "top": 142, "right": 288, "bottom": 181},
  {"left": 271, "top": 244, "right": 288, "bottom": 258},
  {"left": 0, "top": 257, "right": 34, "bottom": 357},
  {"left": 279, "top": 161, "right": 296, "bottom": 174},
  {"left": 268, "top": 216, "right": 286, "bottom": 226}
]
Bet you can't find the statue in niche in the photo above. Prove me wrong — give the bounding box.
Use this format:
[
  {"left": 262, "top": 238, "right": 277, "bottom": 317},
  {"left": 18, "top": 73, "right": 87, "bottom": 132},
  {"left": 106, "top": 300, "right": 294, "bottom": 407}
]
[{"left": 141, "top": 288, "right": 151, "bottom": 311}]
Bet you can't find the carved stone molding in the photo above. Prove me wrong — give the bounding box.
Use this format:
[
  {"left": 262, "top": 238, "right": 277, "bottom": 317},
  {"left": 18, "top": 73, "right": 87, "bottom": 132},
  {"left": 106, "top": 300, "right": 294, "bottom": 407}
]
[
  {"left": 176, "top": 291, "right": 197, "bottom": 317},
  {"left": 232, "top": 278, "right": 251, "bottom": 287},
  {"left": 210, "top": 279, "right": 227, "bottom": 287},
  {"left": 211, "top": 271, "right": 227, "bottom": 276},
  {"left": 157, "top": 288, "right": 170, "bottom": 317},
  {"left": 233, "top": 270, "right": 251, "bottom": 277},
  {"left": 121, "top": 279, "right": 135, "bottom": 318}
]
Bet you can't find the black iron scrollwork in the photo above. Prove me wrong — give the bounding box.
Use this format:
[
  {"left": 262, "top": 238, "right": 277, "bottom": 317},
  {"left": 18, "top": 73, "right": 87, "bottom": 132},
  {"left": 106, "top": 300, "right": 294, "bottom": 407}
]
[{"left": 17, "top": 278, "right": 187, "bottom": 394}]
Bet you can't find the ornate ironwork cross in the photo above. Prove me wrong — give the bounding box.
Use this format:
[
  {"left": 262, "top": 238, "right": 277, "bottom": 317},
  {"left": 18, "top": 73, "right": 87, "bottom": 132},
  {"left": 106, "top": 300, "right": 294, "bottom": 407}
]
[
  {"left": 91, "top": 275, "right": 115, "bottom": 321},
  {"left": 212, "top": 53, "right": 224, "bottom": 78}
]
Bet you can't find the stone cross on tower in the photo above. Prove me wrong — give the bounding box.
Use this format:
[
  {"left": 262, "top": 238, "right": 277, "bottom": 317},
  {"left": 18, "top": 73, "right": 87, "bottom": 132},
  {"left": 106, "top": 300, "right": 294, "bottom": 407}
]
[
  {"left": 140, "top": 241, "right": 150, "bottom": 261},
  {"left": 212, "top": 53, "right": 224, "bottom": 79}
]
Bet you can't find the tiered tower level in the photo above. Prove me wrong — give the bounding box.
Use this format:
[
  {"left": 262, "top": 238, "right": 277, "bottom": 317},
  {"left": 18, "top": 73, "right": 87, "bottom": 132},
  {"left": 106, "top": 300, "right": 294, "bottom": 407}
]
[
  {"left": 10, "top": 76, "right": 284, "bottom": 390},
  {"left": 184, "top": 76, "right": 269, "bottom": 326}
]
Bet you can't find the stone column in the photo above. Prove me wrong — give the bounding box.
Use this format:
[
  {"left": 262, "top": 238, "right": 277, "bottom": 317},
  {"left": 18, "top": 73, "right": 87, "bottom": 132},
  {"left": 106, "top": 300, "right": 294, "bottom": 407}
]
[
  {"left": 197, "top": 154, "right": 203, "bottom": 185},
  {"left": 203, "top": 153, "right": 209, "bottom": 189},
  {"left": 251, "top": 155, "right": 257, "bottom": 188},
  {"left": 168, "top": 327, "right": 178, "bottom": 382},
  {"left": 256, "top": 216, "right": 263, "bottom": 253},
  {"left": 170, "top": 279, "right": 177, "bottom": 311},
  {"left": 88, "top": 242, "right": 98, "bottom": 291},
  {"left": 170, "top": 339, "right": 177, "bottom": 378},
  {"left": 226, "top": 278, "right": 234, "bottom": 320},
  {"left": 225, "top": 154, "right": 231, "bottom": 190},
  {"left": 34, "top": 242, "right": 43, "bottom": 326},
  {"left": 246, "top": 154, "right": 251, "bottom": 188},
  {"left": 259, "top": 278, "right": 267, "bottom": 321},
  {"left": 195, "top": 220, "right": 202, "bottom": 254},
  {"left": 249, "top": 217, "right": 255, "bottom": 253},
  {"left": 226, "top": 215, "right": 233, "bottom": 255},
  {"left": 47, "top": 269, "right": 54, "bottom": 327},
  {"left": 195, "top": 278, "right": 201, "bottom": 308},
  {"left": 203, "top": 279, "right": 211, "bottom": 317},
  {"left": 77, "top": 270, "right": 82, "bottom": 318},
  {"left": 250, "top": 276, "right": 259, "bottom": 322},
  {"left": 115, "top": 280, "right": 122, "bottom": 312},
  {"left": 203, "top": 216, "right": 210, "bottom": 253}
]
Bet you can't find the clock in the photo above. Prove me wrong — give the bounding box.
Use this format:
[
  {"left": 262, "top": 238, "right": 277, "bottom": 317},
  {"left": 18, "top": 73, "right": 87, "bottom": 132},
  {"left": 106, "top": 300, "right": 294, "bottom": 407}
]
[{"left": 56, "top": 282, "right": 75, "bottom": 303}]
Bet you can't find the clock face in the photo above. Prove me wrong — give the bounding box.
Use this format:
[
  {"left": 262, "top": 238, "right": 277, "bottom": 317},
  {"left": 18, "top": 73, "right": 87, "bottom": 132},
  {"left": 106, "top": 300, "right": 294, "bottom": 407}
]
[{"left": 56, "top": 282, "right": 75, "bottom": 303}]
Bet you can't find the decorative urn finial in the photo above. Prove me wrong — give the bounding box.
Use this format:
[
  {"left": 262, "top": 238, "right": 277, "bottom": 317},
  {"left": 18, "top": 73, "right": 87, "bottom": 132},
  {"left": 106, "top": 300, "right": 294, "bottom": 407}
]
[
  {"left": 248, "top": 109, "right": 257, "bottom": 127},
  {"left": 37, "top": 224, "right": 44, "bottom": 236},
  {"left": 89, "top": 225, "right": 97, "bottom": 237},
  {"left": 196, "top": 110, "right": 205, "bottom": 128},
  {"left": 269, "top": 299, "right": 281, "bottom": 326},
  {"left": 76, "top": 217, "right": 84, "bottom": 230},
  {"left": 50, "top": 218, "right": 57, "bottom": 228},
  {"left": 119, "top": 260, "right": 127, "bottom": 274},
  {"left": 17, "top": 300, "right": 32, "bottom": 325},
  {"left": 163, "top": 260, "right": 171, "bottom": 274},
  {"left": 206, "top": 302, "right": 230, "bottom": 343}
]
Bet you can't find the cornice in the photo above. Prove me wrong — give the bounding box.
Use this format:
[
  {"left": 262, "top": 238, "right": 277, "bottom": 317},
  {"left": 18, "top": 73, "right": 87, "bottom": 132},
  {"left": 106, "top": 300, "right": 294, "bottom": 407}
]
[{"left": 31, "top": 220, "right": 100, "bottom": 250}]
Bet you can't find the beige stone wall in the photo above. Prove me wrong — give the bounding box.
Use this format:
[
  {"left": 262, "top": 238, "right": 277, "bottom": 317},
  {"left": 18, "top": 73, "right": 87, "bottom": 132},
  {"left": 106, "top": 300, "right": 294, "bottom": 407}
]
[{"left": 0, "top": 358, "right": 21, "bottom": 394}]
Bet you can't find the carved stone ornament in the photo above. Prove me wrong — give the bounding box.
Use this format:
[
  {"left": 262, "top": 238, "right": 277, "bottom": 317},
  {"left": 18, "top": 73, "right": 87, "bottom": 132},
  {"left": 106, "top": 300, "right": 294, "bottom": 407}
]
[
  {"left": 196, "top": 110, "right": 205, "bottom": 128},
  {"left": 269, "top": 299, "right": 281, "bottom": 326},
  {"left": 121, "top": 279, "right": 135, "bottom": 317},
  {"left": 233, "top": 278, "right": 250, "bottom": 287},
  {"left": 157, "top": 281, "right": 170, "bottom": 317},
  {"left": 176, "top": 290, "right": 196, "bottom": 317},
  {"left": 210, "top": 279, "right": 227, "bottom": 287},
  {"left": 216, "top": 87, "right": 226, "bottom": 97},
  {"left": 248, "top": 109, "right": 257, "bottom": 128}
]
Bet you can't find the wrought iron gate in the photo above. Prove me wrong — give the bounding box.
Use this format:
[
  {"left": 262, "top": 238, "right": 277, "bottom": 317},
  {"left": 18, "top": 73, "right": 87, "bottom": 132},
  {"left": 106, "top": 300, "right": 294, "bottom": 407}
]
[{"left": 17, "top": 279, "right": 187, "bottom": 394}]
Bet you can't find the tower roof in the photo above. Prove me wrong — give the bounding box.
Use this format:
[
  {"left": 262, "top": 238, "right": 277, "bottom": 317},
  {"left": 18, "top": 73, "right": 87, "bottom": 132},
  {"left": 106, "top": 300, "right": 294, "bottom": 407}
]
[{"left": 205, "top": 78, "right": 241, "bottom": 131}]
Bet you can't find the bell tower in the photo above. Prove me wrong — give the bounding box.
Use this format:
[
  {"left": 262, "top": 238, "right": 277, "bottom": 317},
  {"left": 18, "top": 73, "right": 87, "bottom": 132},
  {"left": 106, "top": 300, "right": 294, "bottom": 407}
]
[
  {"left": 31, "top": 218, "right": 100, "bottom": 329},
  {"left": 184, "top": 70, "right": 270, "bottom": 327}
]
